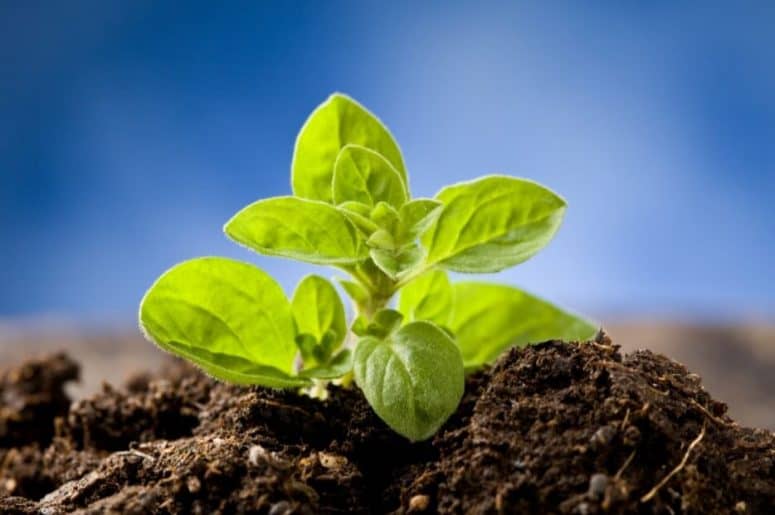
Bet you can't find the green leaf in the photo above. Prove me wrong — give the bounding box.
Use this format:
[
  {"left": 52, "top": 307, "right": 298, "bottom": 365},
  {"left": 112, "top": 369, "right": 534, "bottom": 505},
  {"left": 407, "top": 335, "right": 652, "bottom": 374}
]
[
  {"left": 366, "top": 229, "right": 396, "bottom": 250},
  {"left": 450, "top": 282, "right": 598, "bottom": 369},
  {"left": 372, "top": 308, "right": 404, "bottom": 335},
  {"left": 370, "top": 201, "right": 400, "bottom": 233},
  {"left": 397, "top": 199, "right": 443, "bottom": 242},
  {"left": 291, "top": 275, "right": 347, "bottom": 354},
  {"left": 398, "top": 269, "right": 453, "bottom": 326},
  {"left": 370, "top": 246, "right": 423, "bottom": 279},
  {"left": 299, "top": 349, "right": 353, "bottom": 379},
  {"left": 225, "top": 196, "right": 368, "bottom": 265},
  {"left": 337, "top": 278, "right": 371, "bottom": 306},
  {"left": 333, "top": 144, "right": 408, "bottom": 207},
  {"left": 354, "top": 321, "right": 464, "bottom": 441},
  {"left": 422, "top": 175, "right": 566, "bottom": 272},
  {"left": 295, "top": 333, "right": 319, "bottom": 362},
  {"left": 292, "top": 93, "right": 407, "bottom": 202},
  {"left": 139, "top": 257, "right": 308, "bottom": 387},
  {"left": 338, "top": 201, "right": 379, "bottom": 236}
]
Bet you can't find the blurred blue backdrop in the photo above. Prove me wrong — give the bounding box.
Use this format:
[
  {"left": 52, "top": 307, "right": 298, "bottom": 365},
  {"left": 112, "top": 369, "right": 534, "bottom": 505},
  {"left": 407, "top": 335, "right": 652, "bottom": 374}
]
[{"left": 1, "top": 1, "right": 773, "bottom": 323}]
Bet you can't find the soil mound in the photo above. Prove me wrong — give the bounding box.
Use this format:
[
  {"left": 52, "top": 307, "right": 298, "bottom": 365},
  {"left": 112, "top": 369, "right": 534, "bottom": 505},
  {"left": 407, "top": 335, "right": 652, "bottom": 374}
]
[{"left": 0, "top": 334, "right": 772, "bottom": 514}]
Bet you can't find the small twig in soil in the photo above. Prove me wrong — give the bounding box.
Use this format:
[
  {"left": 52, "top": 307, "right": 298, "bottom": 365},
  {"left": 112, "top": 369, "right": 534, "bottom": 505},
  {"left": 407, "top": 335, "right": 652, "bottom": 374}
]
[
  {"left": 640, "top": 424, "right": 706, "bottom": 503},
  {"left": 619, "top": 408, "right": 631, "bottom": 430},
  {"left": 614, "top": 450, "right": 636, "bottom": 481},
  {"left": 690, "top": 399, "right": 733, "bottom": 428},
  {"left": 114, "top": 449, "right": 156, "bottom": 463}
]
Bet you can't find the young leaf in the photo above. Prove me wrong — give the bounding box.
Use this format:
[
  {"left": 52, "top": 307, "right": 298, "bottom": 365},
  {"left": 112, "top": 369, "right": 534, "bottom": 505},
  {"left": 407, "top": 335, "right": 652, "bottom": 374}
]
[
  {"left": 449, "top": 282, "right": 598, "bottom": 369},
  {"left": 139, "top": 257, "right": 307, "bottom": 387},
  {"left": 422, "top": 175, "right": 566, "bottom": 272},
  {"left": 353, "top": 321, "right": 464, "bottom": 441},
  {"left": 337, "top": 278, "right": 371, "bottom": 306},
  {"left": 370, "top": 201, "right": 400, "bottom": 234},
  {"left": 333, "top": 144, "right": 408, "bottom": 207},
  {"left": 291, "top": 275, "right": 347, "bottom": 354},
  {"left": 370, "top": 246, "right": 423, "bottom": 280},
  {"left": 299, "top": 349, "right": 353, "bottom": 379},
  {"left": 337, "top": 201, "right": 379, "bottom": 236},
  {"left": 292, "top": 93, "right": 407, "bottom": 202},
  {"left": 398, "top": 269, "right": 453, "bottom": 326},
  {"left": 225, "top": 196, "right": 368, "bottom": 265},
  {"left": 397, "top": 198, "right": 443, "bottom": 242}
]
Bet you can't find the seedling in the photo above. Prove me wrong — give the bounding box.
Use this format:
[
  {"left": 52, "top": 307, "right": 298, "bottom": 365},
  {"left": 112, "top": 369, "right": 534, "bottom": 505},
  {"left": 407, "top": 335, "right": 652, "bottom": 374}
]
[{"left": 139, "top": 94, "right": 596, "bottom": 441}]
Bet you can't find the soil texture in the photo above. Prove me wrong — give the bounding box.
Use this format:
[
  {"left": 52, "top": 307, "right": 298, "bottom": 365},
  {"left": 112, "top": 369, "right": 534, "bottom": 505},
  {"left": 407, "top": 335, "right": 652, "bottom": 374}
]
[{"left": 0, "top": 333, "right": 772, "bottom": 514}]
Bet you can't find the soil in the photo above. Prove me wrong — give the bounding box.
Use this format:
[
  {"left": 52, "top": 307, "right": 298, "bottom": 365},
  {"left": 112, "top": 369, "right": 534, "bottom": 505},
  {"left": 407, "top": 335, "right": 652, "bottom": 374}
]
[{"left": 0, "top": 333, "right": 772, "bottom": 514}]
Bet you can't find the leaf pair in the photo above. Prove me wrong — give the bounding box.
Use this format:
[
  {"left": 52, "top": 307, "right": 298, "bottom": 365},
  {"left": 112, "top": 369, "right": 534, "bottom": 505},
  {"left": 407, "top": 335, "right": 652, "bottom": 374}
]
[
  {"left": 140, "top": 259, "right": 352, "bottom": 386},
  {"left": 399, "top": 270, "right": 597, "bottom": 370},
  {"left": 292, "top": 94, "right": 408, "bottom": 204},
  {"left": 140, "top": 258, "right": 309, "bottom": 387}
]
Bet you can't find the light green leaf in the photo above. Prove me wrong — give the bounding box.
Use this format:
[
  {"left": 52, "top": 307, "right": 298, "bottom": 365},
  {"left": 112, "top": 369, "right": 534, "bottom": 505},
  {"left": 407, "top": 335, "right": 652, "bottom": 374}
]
[
  {"left": 372, "top": 308, "right": 404, "bottom": 336},
  {"left": 337, "top": 278, "right": 370, "bottom": 306},
  {"left": 139, "top": 257, "right": 307, "bottom": 387},
  {"left": 292, "top": 93, "right": 407, "bottom": 202},
  {"left": 333, "top": 145, "right": 408, "bottom": 207},
  {"left": 422, "top": 175, "right": 566, "bottom": 272},
  {"left": 450, "top": 282, "right": 598, "bottom": 369},
  {"left": 354, "top": 321, "right": 464, "bottom": 441},
  {"left": 366, "top": 229, "right": 396, "bottom": 250},
  {"left": 338, "top": 201, "right": 378, "bottom": 236},
  {"left": 397, "top": 199, "right": 443, "bottom": 242},
  {"left": 291, "top": 275, "right": 347, "bottom": 354},
  {"left": 398, "top": 269, "right": 453, "bottom": 326},
  {"left": 299, "top": 349, "right": 353, "bottom": 379},
  {"left": 370, "top": 201, "right": 400, "bottom": 233},
  {"left": 225, "top": 196, "right": 368, "bottom": 265},
  {"left": 370, "top": 246, "right": 423, "bottom": 279}
]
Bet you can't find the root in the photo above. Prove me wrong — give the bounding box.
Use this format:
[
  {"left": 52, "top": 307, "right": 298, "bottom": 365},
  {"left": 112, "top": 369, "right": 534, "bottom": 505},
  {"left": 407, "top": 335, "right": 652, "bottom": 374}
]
[{"left": 640, "top": 424, "right": 706, "bottom": 503}]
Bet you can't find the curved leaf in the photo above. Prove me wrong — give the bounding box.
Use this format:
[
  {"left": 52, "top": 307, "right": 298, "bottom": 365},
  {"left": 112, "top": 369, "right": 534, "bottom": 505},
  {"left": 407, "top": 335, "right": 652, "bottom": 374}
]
[
  {"left": 292, "top": 93, "right": 407, "bottom": 202},
  {"left": 139, "top": 257, "right": 305, "bottom": 386},
  {"left": 422, "top": 175, "right": 566, "bottom": 272},
  {"left": 450, "top": 282, "right": 598, "bottom": 369},
  {"left": 354, "top": 321, "right": 464, "bottom": 441},
  {"left": 398, "top": 269, "right": 453, "bottom": 326},
  {"left": 225, "top": 196, "right": 367, "bottom": 265},
  {"left": 292, "top": 274, "right": 347, "bottom": 354},
  {"left": 333, "top": 144, "right": 407, "bottom": 207},
  {"left": 299, "top": 349, "right": 353, "bottom": 379}
]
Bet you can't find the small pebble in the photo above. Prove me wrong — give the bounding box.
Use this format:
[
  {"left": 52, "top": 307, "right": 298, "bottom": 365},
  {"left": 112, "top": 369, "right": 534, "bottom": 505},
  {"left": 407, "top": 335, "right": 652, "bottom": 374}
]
[
  {"left": 318, "top": 452, "right": 348, "bottom": 469},
  {"left": 268, "top": 500, "right": 292, "bottom": 515},
  {"left": 186, "top": 476, "right": 201, "bottom": 493},
  {"left": 408, "top": 494, "right": 430, "bottom": 512},
  {"left": 248, "top": 444, "right": 268, "bottom": 466},
  {"left": 587, "top": 473, "right": 609, "bottom": 500}
]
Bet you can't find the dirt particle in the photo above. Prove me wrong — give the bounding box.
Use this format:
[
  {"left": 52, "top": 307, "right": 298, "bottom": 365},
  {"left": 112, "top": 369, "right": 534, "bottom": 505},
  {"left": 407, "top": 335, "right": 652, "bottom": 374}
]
[
  {"left": 318, "top": 451, "right": 348, "bottom": 470},
  {"left": 587, "top": 473, "right": 609, "bottom": 500},
  {"left": 408, "top": 494, "right": 430, "bottom": 512},
  {"left": 268, "top": 500, "right": 292, "bottom": 515},
  {"left": 186, "top": 475, "right": 201, "bottom": 493}
]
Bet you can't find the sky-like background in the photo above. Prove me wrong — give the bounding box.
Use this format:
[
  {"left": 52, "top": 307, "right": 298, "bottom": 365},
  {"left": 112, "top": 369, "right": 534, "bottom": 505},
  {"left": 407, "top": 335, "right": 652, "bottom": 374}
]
[{"left": 1, "top": 1, "right": 774, "bottom": 324}]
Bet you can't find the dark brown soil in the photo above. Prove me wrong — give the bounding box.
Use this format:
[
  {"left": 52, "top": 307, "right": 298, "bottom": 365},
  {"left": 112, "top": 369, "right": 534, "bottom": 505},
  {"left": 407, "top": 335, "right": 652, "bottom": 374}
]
[{"left": 0, "top": 333, "right": 772, "bottom": 514}]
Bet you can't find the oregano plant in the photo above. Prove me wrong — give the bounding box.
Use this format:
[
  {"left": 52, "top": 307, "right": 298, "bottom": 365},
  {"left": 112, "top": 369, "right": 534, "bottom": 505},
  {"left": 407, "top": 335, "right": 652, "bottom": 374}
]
[{"left": 139, "top": 93, "right": 597, "bottom": 441}]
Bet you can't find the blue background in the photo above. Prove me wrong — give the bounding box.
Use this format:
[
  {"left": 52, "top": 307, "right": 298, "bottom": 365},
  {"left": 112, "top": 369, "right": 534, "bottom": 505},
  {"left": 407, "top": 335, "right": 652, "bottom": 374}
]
[{"left": 1, "top": 1, "right": 773, "bottom": 323}]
